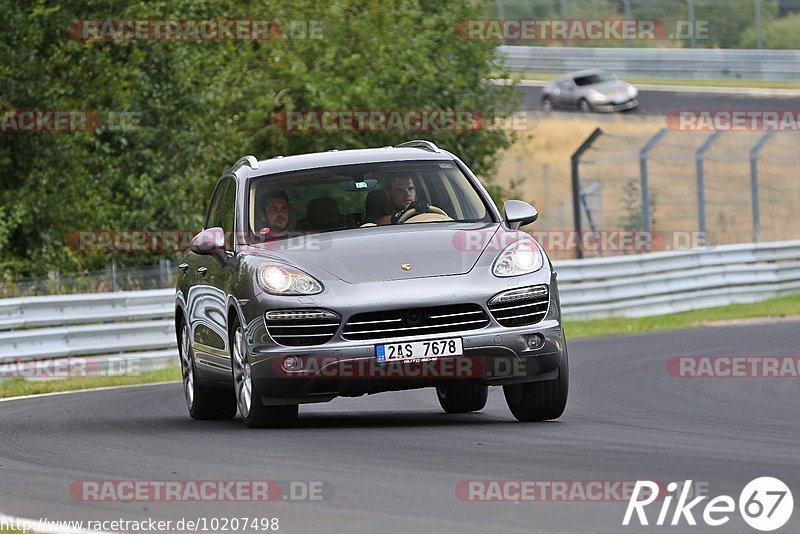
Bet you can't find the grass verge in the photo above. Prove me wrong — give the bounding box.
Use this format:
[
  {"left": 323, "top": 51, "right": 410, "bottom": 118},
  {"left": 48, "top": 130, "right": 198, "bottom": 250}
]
[
  {"left": 505, "top": 71, "right": 800, "bottom": 90},
  {"left": 564, "top": 292, "right": 800, "bottom": 339},
  {"left": 0, "top": 366, "right": 181, "bottom": 399}
]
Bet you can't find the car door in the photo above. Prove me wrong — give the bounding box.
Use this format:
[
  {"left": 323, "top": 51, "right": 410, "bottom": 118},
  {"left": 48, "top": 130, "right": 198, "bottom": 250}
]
[
  {"left": 191, "top": 177, "right": 234, "bottom": 380},
  {"left": 202, "top": 175, "right": 240, "bottom": 377},
  {"left": 555, "top": 78, "right": 577, "bottom": 108}
]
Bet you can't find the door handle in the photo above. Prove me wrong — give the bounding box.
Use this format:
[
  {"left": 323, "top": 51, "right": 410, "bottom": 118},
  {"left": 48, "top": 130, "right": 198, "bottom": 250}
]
[
  {"left": 178, "top": 263, "right": 189, "bottom": 272},
  {"left": 197, "top": 266, "right": 208, "bottom": 276}
]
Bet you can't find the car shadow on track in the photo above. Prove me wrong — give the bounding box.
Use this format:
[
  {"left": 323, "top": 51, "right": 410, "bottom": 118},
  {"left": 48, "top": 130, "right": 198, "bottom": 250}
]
[{"left": 157, "top": 412, "right": 565, "bottom": 430}]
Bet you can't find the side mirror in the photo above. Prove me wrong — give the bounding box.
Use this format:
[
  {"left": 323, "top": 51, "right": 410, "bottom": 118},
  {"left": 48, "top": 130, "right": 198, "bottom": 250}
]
[
  {"left": 503, "top": 200, "right": 538, "bottom": 230},
  {"left": 190, "top": 227, "right": 226, "bottom": 258}
]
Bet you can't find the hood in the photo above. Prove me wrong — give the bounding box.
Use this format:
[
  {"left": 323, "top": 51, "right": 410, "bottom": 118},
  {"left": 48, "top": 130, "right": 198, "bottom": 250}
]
[
  {"left": 247, "top": 223, "right": 500, "bottom": 284},
  {"left": 586, "top": 81, "right": 634, "bottom": 100}
]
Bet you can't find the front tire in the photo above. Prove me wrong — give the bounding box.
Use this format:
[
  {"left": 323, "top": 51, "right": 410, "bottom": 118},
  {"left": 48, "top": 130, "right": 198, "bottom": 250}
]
[
  {"left": 179, "top": 321, "right": 236, "bottom": 420},
  {"left": 436, "top": 384, "right": 488, "bottom": 413},
  {"left": 578, "top": 98, "right": 592, "bottom": 113},
  {"left": 503, "top": 350, "right": 568, "bottom": 422},
  {"left": 230, "top": 317, "right": 298, "bottom": 428}
]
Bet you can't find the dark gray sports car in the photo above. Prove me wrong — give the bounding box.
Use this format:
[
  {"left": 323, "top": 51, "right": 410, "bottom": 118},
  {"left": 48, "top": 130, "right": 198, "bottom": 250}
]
[{"left": 175, "top": 140, "right": 568, "bottom": 427}]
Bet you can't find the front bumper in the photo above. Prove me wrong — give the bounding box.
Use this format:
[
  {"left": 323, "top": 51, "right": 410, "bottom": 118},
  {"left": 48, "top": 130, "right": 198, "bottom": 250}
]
[
  {"left": 240, "top": 269, "right": 566, "bottom": 405},
  {"left": 591, "top": 98, "right": 639, "bottom": 113}
]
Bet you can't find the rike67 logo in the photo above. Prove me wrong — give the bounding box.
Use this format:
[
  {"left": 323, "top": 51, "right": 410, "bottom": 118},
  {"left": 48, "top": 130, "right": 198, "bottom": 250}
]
[{"left": 623, "top": 477, "right": 793, "bottom": 531}]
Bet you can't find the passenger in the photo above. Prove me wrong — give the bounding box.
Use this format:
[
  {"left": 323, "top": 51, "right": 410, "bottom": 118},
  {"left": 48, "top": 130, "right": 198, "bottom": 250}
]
[{"left": 378, "top": 175, "right": 417, "bottom": 225}]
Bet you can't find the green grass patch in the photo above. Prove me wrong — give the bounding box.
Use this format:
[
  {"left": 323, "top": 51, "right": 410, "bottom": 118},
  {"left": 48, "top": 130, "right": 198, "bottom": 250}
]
[
  {"left": 0, "top": 366, "right": 181, "bottom": 399},
  {"left": 564, "top": 292, "right": 800, "bottom": 339},
  {"left": 505, "top": 71, "right": 800, "bottom": 90}
]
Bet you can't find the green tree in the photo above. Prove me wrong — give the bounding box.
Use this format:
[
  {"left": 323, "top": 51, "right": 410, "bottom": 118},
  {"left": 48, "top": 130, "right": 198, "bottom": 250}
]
[{"left": 0, "top": 0, "right": 519, "bottom": 277}]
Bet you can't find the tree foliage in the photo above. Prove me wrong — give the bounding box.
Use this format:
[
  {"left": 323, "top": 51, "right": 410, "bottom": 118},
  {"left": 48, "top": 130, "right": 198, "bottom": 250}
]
[{"left": 0, "top": 0, "right": 519, "bottom": 276}]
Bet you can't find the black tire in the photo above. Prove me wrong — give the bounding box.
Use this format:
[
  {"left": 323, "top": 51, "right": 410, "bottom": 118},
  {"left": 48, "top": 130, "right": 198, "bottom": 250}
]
[
  {"left": 578, "top": 98, "right": 592, "bottom": 113},
  {"left": 178, "top": 320, "right": 237, "bottom": 420},
  {"left": 436, "top": 384, "right": 488, "bottom": 414},
  {"left": 503, "top": 350, "right": 568, "bottom": 422},
  {"left": 230, "top": 316, "right": 298, "bottom": 428},
  {"left": 541, "top": 96, "right": 554, "bottom": 112}
]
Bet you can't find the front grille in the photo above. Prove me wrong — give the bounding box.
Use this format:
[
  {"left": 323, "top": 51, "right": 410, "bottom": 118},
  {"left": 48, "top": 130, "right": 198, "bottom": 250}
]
[
  {"left": 342, "top": 304, "right": 490, "bottom": 341},
  {"left": 488, "top": 285, "right": 549, "bottom": 327},
  {"left": 265, "top": 309, "right": 340, "bottom": 346}
]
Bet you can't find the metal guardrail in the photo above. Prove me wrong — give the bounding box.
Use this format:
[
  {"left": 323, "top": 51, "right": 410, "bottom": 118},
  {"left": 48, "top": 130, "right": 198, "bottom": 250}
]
[
  {"left": 499, "top": 45, "right": 800, "bottom": 81},
  {"left": 1, "top": 240, "right": 798, "bottom": 378}
]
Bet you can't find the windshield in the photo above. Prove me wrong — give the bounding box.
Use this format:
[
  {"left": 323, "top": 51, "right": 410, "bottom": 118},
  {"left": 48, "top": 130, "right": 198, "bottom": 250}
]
[
  {"left": 573, "top": 72, "right": 615, "bottom": 86},
  {"left": 247, "top": 160, "right": 494, "bottom": 240}
]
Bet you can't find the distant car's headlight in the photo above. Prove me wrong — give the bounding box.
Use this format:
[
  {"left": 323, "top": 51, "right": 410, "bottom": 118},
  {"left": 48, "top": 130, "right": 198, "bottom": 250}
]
[
  {"left": 257, "top": 262, "right": 323, "bottom": 295},
  {"left": 492, "top": 240, "right": 544, "bottom": 277},
  {"left": 586, "top": 89, "right": 607, "bottom": 102},
  {"left": 627, "top": 85, "right": 639, "bottom": 98}
]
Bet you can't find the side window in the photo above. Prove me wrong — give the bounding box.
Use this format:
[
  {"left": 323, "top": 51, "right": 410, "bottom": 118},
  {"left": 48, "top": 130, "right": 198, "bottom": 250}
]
[
  {"left": 219, "top": 179, "right": 237, "bottom": 250},
  {"left": 205, "top": 178, "right": 229, "bottom": 230}
]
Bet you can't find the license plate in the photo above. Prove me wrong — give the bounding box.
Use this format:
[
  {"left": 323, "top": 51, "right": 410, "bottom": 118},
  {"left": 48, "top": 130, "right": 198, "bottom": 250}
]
[{"left": 376, "top": 338, "right": 463, "bottom": 363}]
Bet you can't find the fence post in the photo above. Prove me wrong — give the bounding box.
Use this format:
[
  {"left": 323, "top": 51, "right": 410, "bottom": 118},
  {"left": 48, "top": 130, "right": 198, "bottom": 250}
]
[
  {"left": 571, "top": 128, "right": 603, "bottom": 259},
  {"left": 749, "top": 131, "right": 774, "bottom": 243},
  {"left": 695, "top": 131, "right": 723, "bottom": 238},
  {"left": 639, "top": 128, "right": 669, "bottom": 233}
]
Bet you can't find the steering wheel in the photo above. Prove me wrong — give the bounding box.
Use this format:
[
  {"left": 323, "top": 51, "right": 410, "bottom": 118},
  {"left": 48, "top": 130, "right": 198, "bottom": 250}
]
[{"left": 396, "top": 204, "right": 449, "bottom": 224}]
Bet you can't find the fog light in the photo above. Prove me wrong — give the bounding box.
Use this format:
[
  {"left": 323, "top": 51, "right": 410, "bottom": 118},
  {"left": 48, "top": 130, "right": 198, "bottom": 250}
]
[
  {"left": 526, "top": 334, "right": 545, "bottom": 351},
  {"left": 282, "top": 356, "right": 302, "bottom": 372}
]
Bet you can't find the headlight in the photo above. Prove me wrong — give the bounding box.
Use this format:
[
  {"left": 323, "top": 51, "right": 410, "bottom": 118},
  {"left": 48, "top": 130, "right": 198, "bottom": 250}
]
[
  {"left": 586, "top": 89, "right": 607, "bottom": 102},
  {"left": 492, "top": 240, "right": 544, "bottom": 277},
  {"left": 627, "top": 85, "right": 638, "bottom": 98},
  {"left": 257, "top": 262, "right": 323, "bottom": 295}
]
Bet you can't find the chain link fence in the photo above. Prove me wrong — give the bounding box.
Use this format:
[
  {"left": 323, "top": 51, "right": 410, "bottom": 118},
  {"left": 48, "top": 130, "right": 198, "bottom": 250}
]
[
  {"left": 571, "top": 128, "right": 800, "bottom": 258},
  {"left": 0, "top": 261, "right": 175, "bottom": 298}
]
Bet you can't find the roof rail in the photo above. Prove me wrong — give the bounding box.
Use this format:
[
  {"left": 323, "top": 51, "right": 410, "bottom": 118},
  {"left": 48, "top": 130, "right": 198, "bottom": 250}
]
[
  {"left": 231, "top": 155, "right": 259, "bottom": 170},
  {"left": 394, "top": 140, "right": 441, "bottom": 153}
]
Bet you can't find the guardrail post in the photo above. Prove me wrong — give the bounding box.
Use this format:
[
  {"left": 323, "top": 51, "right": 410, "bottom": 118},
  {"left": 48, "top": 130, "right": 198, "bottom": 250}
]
[
  {"left": 695, "top": 131, "right": 723, "bottom": 238},
  {"left": 749, "top": 132, "right": 774, "bottom": 243},
  {"left": 111, "top": 262, "right": 118, "bottom": 292},
  {"left": 639, "top": 128, "right": 669, "bottom": 233},
  {"left": 571, "top": 128, "right": 603, "bottom": 259}
]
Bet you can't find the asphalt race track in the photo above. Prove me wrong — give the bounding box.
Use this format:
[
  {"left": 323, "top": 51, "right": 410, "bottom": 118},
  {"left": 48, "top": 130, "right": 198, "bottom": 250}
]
[
  {"left": 516, "top": 84, "right": 800, "bottom": 116},
  {"left": 0, "top": 321, "right": 798, "bottom": 533}
]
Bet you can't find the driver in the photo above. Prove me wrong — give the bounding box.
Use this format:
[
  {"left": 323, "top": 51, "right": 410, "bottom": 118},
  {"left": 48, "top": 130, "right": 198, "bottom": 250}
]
[
  {"left": 260, "top": 189, "right": 291, "bottom": 238},
  {"left": 378, "top": 175, "right": 417, "bottom": 225}
]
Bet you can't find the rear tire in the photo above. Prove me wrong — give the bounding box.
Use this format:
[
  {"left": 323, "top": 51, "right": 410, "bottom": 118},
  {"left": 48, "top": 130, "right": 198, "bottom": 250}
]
[
  {"left": 230, "top": 316, "right": 298, "bottom": 428},
  {"left": 541, "top": 96, "right": 554, "bottom": 112},
  {"left": 436, "top": 384, "right": 488, "bottom": 413},
  {"left": 503, "top": 350, "right": 568, "bottom": 422},
  {"left": 179, "top": 321, "right": 236, "bottom": 420}
]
